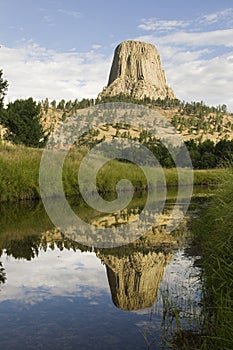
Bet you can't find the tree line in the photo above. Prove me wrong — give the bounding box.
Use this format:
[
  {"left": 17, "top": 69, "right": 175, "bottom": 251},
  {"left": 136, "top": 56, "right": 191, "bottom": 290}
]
[{"left": 85, "top": 132, "right": 233, "bottom": 169}]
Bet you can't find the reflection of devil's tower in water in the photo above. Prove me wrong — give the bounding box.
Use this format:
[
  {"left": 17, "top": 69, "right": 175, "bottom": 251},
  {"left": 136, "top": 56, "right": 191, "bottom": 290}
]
[
  {"left": 95, "top": 203, "right": 188, "bottom": 311},
  {"left": 99, "top": 250, "right": 172, "bottom": 311}
]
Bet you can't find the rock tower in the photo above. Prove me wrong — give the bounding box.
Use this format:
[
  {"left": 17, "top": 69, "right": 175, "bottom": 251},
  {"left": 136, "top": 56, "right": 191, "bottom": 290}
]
[{"left": 98, "top": 40, "right": 176, "bottom": 101}]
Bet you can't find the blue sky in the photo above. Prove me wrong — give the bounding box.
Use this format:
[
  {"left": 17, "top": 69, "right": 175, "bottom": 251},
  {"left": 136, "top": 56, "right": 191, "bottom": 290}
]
[{"left": 1, "top": 0, "right": 233, "bottom": 110}]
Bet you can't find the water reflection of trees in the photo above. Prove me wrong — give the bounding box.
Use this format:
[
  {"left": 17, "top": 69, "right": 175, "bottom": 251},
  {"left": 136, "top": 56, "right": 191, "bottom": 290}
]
[
  {"left": 0, "top": 196, "right": 188, "bottom": 262},
  {"left": 0, "top": 231, "right": 87, "bottom": 261},
  {"left": 0, "top": 224, "right": 186, "bottom": 261},
  {"left": 3, "top": 236, "right": 41, "bottom": 260}
]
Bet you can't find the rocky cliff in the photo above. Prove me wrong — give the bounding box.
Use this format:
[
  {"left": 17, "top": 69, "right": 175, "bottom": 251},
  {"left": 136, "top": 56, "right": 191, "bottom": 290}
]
[{"left": 98, "top": 40, "right": 176, "bottom": 101}]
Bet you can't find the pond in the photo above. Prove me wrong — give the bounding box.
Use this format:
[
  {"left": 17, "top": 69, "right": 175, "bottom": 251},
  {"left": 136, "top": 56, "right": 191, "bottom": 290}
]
[{"left": 0, "top": 189, "right": 212, "bottom": 350}]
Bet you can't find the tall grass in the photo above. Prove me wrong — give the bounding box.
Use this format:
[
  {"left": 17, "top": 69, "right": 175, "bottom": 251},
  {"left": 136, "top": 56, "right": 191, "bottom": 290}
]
[
  {"left": 194, "top": 170, "right": 233, "bottom": 349},
  {"left": 64, "top": 154, "right": 227, "bottom": 197},
  {"left": 0, "top": 144, "right": 229, "bottom": 202},
  {"left": 0, "top": 144, "right": 41, "bottom": 201}
]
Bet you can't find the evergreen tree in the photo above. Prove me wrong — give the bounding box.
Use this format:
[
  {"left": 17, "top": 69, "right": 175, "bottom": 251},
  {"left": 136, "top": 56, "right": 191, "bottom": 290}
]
[{"left": 3, "top": 98, "right": 45, "bottom": 147}]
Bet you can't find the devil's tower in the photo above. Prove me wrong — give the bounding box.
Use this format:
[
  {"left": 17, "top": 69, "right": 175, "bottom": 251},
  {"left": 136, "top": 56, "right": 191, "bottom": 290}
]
[{"left": 98, "top": 40, "right": 176, "bottom": 101}]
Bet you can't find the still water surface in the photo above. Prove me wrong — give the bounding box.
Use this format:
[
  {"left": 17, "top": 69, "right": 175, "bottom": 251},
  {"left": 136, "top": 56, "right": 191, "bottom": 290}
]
[{"left": 0, "top": 190, "right": 210, "bottom": 349}]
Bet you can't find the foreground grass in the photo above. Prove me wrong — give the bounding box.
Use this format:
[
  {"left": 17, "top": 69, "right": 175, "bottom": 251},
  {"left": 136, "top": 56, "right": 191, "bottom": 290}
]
[
  {"left": 0, "top": 144, "right": 42, "bottom": 201},
  {"left": 193, "top": 171, "right": 233, "bottom": 349},
  {"left": 0, "top": 144, "right": 229, "bottom": 202}
]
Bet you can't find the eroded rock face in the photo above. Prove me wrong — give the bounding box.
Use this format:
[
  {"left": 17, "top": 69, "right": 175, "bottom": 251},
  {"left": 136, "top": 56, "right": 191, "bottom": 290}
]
[{"left": 98, "top": 40, "right": 176, "bottom": 101}]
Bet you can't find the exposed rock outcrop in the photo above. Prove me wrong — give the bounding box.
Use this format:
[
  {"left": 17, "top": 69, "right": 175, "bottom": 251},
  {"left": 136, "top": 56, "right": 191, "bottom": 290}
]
[{"left": 98, "top": 40, "right": 176, "bottom": 101}]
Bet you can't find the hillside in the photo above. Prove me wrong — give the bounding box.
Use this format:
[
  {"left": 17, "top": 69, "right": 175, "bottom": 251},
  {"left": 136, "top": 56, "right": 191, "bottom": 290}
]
[{"left": 38, "top": 97, "right": 233, "bottom": 144}]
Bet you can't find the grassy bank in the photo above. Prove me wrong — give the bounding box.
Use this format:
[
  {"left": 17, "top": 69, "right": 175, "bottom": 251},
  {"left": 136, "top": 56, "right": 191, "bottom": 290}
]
[
  {"left": 0, "top": 144, "right": 41, "bottom": 201},
  {"left": 0, "top": 144, "right": 229, "bottom": 202},
  {"left": 193, "top": 171, "right": 233, "bottom": 349}
]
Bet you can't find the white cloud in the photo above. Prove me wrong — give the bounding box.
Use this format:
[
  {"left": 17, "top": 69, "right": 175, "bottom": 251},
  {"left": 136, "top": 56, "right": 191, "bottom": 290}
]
[
  {"left": 165, "top": 52, "right": 233, "bottom": 109},
  {"left": 158, "top": 29, "right": 233, "bottom": 48},
  {"left": 135, "top": 32, "right": 233, "bottom": 110},
  {"left": 92, "top": 44, "right": 102, "bottom": 50},
  {"left": 58, "top": 9, "right": 82, "bottom": 19},
  {"left": 200, "top": 13, "right": 219, "bottom": 25},
  {"left": 0, "top": 41, "right": 111, "bottom": 103},
  {"left": 139, "top": 8, "right": 233, "bottom": 33},
  {"left": 43, "top": 15, "right": 54, "bottom": 26},
  {"left": 139, "top": 19, "right": 189, "bottom": 32},
  {"left": 136, "top": 9, "right": 233, "bottom": 111},
  {"left": 198, "top": 8, "right": 233, "bottom": 26},
  {"left": 0, "top": 249, "right": 109, "bottom": 304}
]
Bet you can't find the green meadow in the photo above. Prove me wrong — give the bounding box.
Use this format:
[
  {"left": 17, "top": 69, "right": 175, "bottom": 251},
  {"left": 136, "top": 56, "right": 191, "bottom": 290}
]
[{"left": 0, "top": 144, "right": 229, "bottom": 202}]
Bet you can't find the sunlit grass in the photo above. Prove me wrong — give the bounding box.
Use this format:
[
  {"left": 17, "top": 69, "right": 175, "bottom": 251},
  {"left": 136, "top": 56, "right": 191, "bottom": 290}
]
[
  {"left": 193, "top": 170, "right": 233, "bottom": 349},
  {"left": 0, "top": 144, "right": 42, "bottom": 201},
  {"left": 0, "top": 144, "right": 230, "bottom": 202}
]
